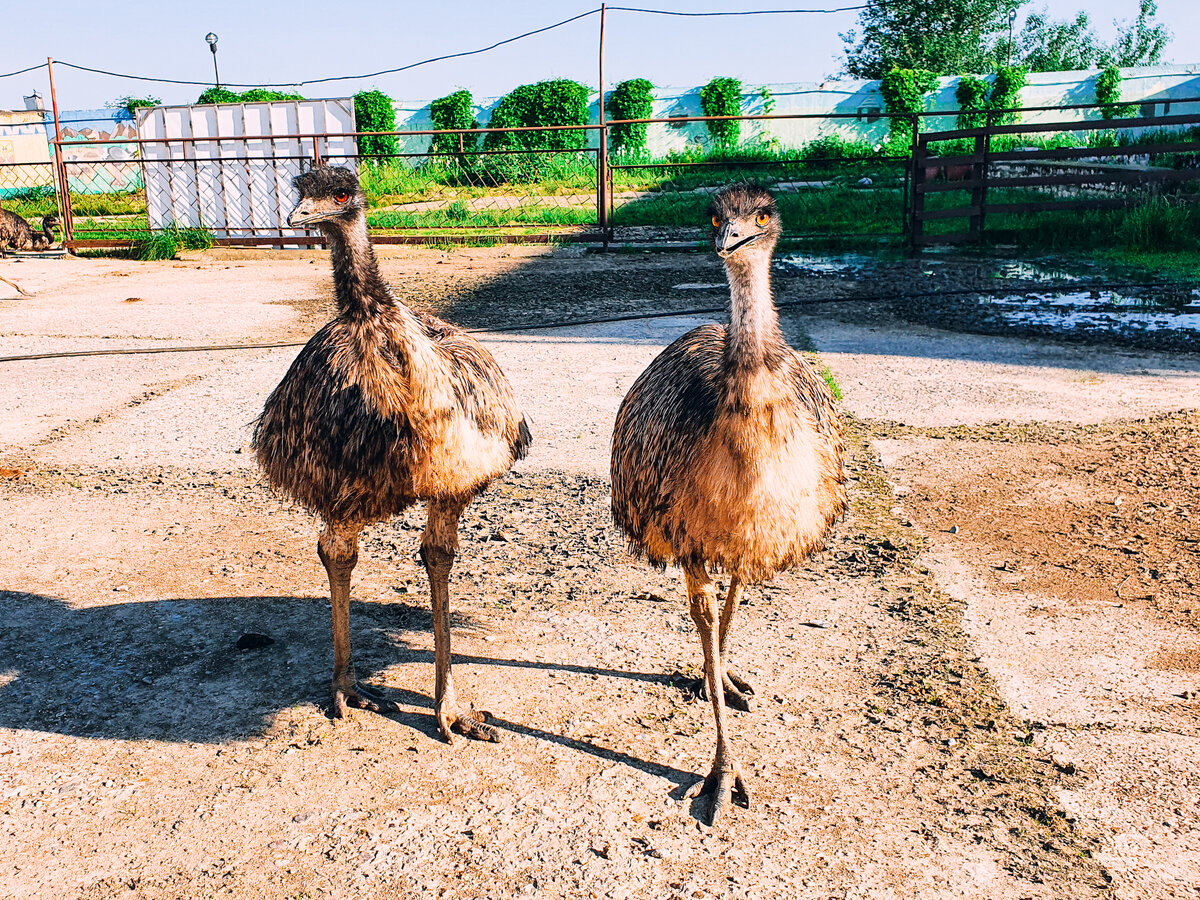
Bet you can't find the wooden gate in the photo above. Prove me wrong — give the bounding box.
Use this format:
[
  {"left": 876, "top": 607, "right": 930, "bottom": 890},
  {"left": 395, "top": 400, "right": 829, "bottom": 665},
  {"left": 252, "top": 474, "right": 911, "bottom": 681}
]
[{"left": 909, "top": 110, "right": 1200, "bottom": 249}]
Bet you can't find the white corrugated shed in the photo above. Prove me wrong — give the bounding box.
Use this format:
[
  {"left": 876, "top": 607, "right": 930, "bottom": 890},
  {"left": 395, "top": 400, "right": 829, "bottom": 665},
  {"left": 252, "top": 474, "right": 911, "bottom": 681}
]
[{"left": 136, "top": 99, "right": 357, "bottom": 239}]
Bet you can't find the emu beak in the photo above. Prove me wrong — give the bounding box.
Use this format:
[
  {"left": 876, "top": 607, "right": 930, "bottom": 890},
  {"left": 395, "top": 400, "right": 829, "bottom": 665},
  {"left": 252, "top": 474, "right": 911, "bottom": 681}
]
[
  {"left": 714, "top": 220, "right": 759, "bottom": 258},
  {"left": 287, "top": 200, "right": 326, "bottom": 228}
]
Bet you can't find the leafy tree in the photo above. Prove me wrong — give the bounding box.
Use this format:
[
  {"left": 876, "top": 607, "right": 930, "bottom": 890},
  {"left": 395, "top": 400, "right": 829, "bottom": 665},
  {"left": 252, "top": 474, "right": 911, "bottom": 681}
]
[
  {"left": 955, "top": 76, "right": 989, "bottom": 128},
  {"left": 1106, "top": 0, "right": 1170, "bottom": 67},
  {"left": 841, "top": 0, "right": 1018, "bottom": 78},
  {"left": 1013, "top": 0, "right": 1169, "bottom": 73},
  {"left": 1014, "top": 9, "right": 1100, "bottom": 71},
  {"left": 196, "top": 87, "right": 304, "bottom": 104}
]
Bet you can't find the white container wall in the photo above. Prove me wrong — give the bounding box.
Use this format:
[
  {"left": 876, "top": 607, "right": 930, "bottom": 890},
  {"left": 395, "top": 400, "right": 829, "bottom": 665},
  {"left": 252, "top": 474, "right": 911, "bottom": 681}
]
[{"left": 137, "top": 99, "right": 357, "bottom": 239}]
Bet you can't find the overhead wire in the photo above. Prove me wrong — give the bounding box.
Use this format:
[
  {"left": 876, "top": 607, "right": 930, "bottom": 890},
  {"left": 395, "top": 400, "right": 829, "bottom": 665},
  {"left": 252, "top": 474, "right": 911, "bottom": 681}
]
[
  {"left": 53, "top": 9, "right": 602, "bottom": 89},
  {"left": 0, "top": 62, "right": 48, "bottom": 80},
  {"left": 46, "top": 3, "right": 869, "bottom": 92}
]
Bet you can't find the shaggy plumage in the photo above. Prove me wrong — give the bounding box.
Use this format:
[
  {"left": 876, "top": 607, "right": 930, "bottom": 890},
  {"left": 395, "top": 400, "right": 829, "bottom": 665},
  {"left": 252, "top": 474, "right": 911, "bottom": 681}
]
[
  {"left": 0, "top": 210, "right": 58, "bottom": 255},
  {"left": 610, "top": 182, "right": 847, "bottom": 823},
  {"left": 253, "top": 164, "right": 530, "bottom": 742}
]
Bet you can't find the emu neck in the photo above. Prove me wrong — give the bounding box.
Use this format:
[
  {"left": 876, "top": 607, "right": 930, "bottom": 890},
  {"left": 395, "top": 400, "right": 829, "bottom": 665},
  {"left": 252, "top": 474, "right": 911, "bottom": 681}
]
[
  {"left": 324, "top": 214, "right": 393, "bottom": 318},
  {"left": 723, "top": 248, "right": 781, "bottom": 373}
]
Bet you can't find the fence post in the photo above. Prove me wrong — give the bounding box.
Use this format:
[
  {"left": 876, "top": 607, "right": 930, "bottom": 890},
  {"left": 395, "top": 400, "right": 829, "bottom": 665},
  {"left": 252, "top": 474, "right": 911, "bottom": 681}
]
[
  {"left": 46, "top": 57, "right": 74, "bottom": 246},
  {"left": 596, "top": 2, "right": 609, "bottom": 245},
  {"left": 978, "top": 108, "right": 993, "bottom": 238},
  {"left": 910, "top": 134, "right": 926, "bottom": 254}
]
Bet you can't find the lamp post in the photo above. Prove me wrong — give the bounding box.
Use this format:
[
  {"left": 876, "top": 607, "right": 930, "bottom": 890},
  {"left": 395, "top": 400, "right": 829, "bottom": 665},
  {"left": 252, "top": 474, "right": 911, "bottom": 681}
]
[
  {"left": 1007, "top": 9, "right": 1017, "bottom": 67},
  {"left": 205, "top": 33, "right": 221, "bottom": 90}
]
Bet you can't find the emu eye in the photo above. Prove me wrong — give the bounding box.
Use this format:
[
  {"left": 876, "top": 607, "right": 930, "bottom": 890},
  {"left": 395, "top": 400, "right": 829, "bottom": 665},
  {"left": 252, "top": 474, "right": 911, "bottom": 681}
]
[
  {"left": 711, "top": 216, "right": 721, "bottom": 227},
  {"left": 335, "top": 193, "right": 349, "bottom": 204},
  {"left": 755, "top": 213, "right": 770, "bottom": 227}
]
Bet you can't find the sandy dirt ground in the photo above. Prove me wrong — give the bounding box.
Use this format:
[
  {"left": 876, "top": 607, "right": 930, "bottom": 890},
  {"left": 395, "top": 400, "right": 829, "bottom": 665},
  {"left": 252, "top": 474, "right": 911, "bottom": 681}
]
[{"left": 0, "top": 248, "right": 1196, "bottom": 899}]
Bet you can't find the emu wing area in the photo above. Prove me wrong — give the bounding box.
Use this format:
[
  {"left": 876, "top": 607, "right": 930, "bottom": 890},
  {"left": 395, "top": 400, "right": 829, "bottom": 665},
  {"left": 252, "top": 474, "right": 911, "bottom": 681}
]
[
  {"left": 254, "top": 322, "right": 416, "bottom": 523},
  {"left": 611, "top": 324, "right": 724, "bottom": 566}
]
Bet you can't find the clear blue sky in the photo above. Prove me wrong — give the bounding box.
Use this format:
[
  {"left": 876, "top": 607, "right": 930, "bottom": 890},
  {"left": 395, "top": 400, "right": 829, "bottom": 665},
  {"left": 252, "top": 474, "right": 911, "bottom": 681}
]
[{"left": 4, "top": 0, "right": 1199, "bottom": 110}]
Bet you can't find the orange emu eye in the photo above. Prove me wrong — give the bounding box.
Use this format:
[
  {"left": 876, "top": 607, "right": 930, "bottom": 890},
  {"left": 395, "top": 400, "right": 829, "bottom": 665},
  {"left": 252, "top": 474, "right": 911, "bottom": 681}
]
[
  {"left": 335, "top": 193, "right": 349, "bottom": 204},
  {"left": 711, "top": 216, "right": 721, "bottom": 227},
  {"left": 755, "top": 213, "right": 770, "bottom": 227}
]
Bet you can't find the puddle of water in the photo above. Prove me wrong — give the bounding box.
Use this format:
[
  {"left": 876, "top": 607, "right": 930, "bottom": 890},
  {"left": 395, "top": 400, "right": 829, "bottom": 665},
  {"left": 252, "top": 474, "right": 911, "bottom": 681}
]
[
  {"left": 671, "top": 282, "right": 725, "bottom": 291},
  {"left": 992, "top": 261, "right": 1086, "bottom": 283},
  {"left": 985, "top": 288, "right": 1200, "bottom": 336},
  {"left": 775, "top": 253, "right": 874, "bottom": 278}
]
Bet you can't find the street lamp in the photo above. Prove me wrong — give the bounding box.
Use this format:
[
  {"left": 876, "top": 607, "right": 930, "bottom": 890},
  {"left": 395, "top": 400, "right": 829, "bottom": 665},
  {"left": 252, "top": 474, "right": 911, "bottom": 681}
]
[
  {"left": 1007, "top": 9, "right": 1017, "bottom": 67},
  {"left": 205, "top": 33, "right": 221, "bottom": 90}
]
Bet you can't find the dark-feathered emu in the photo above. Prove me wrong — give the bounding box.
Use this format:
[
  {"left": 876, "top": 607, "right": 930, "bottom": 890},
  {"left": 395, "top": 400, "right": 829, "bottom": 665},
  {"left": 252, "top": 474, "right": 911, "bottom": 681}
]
[
  {"left": 253, "top": 165, "right": 531, "bottom": 743},
  {"left": 0, "top": 210, "right": 59, "bottom": 255},
  {"left": 610, "top": 183, "right": 847, "bottom": 823}
]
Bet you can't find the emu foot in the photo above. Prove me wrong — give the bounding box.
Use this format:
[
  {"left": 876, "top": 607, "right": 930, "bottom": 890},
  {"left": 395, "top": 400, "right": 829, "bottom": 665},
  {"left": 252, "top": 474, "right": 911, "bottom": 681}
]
[
  {"left": 677, "top": 668, "right": 756, "bottom": 712},
  {"left": 332, "top": 681, "right": 400, "bottom": 719},
  {"left": 437, "top": 701, "right": 500, "bottom": 745},
  {"left": 686, "top": 758, "right": 750, "bottom": 825}
]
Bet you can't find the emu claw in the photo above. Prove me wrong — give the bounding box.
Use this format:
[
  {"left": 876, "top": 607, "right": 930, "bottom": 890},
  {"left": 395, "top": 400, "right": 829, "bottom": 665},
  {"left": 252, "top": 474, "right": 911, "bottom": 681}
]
[
  {"left": 686, "top": 760, "right": 750, "bottom": 825},
  {"left": 438, "top": 704, "right": 500, "bottom": 745},
  {"left": 332, "top": 682, "right": 400, "bottom": 719},
  {"left": 679, "top": 668, "right": 757, "bottom": 712}
]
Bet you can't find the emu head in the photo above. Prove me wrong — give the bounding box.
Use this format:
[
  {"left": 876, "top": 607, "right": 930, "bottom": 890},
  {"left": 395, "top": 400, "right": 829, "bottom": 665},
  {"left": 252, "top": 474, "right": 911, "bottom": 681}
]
[
  {"left": 42, "top": 215, "right": 60, "bottom": 232},
  {"left": 709, "top": 183, "right": 781, "bottom": 260},
  {"left": 288, "top": 165, "right": 365, "bottom": 228}
]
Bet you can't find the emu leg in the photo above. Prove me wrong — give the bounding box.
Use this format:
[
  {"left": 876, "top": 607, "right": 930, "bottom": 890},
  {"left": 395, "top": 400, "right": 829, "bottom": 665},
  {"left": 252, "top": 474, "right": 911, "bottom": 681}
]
[
  {"left": 319, "top": 520, "right": 398, "bottom": 718},
  {"left": 717, "top": 575, "right": 755, "bottom": 710},
  {"left": 424, "top": 496, "right": 498, "bottom": 745},
  {"left": 683, "top": 563, "right": 749, "bottom": 825},
  {"left": 687, "top": 575, "right": 755, "bottom": 711}
]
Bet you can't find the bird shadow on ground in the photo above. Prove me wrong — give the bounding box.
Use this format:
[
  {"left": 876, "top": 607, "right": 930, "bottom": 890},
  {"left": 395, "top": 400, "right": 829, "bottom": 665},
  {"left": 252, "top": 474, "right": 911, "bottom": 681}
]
[{"left": 0, "top": 590, "right": 697, "bottom": 788}]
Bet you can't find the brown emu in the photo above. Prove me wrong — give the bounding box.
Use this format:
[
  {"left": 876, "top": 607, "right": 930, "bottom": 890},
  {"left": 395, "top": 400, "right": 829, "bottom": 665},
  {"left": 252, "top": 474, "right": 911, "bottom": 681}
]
[
  {"left": 610, "top": 183, "right": 847, "bottom": 823},
  {"left": 253, "top": 165, "right": 530, "bottom": 743},
  {"left": 0, "top": 210, "right": 59, "bottom": 255}
]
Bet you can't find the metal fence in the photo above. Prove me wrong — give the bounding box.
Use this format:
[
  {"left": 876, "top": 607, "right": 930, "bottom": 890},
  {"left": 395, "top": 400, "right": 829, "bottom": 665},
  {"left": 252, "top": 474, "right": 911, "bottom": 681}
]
[{"left": 3, "top": 103, "right": 1200, "bottom": 251}]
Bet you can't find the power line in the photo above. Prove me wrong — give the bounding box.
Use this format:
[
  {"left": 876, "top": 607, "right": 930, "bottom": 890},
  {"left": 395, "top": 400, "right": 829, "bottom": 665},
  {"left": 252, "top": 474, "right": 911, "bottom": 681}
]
[
  {"left": 53, "top": 9, "right": 601, "bottom": 90},
  {"left": 609, "top": 5, "right": 868, "bottom": 14},
  {"left": 0, "top": 63, "right": 48, "bottom": 80}
]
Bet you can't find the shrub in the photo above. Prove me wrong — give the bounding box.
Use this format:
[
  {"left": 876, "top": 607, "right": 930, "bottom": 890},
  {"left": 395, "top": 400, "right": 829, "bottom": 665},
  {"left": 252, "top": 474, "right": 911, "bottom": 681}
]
[
  {"left": 955, "top": 76, "right": 988, "bottom": 129},
  {"left": 880, "top": 67, "right": 938, "bottom": 146},
  {"left": 196, "top": 87, "right": 240, "bottom": 104},
  {"left": 988, "top": 66, "right": 1027, "bottom": 124},
  {"left": 353, "top": 89, "right": 398, "bottom": 159},
  {"left": 106, "top": 95, "right": 161, "bottom": 121},
  {"left": 607, "top": 78, "right": 654, "bottom": 156},
  {"left": 237, "top": 89, "right": 305, "bottom": 102},
  {"left": 195, "top": 87, "right": 303, "bottom": 105},
  {"left": 699, "top": 76, "right": 743, "bottom": 149},
  {"left": 430, "top": 90, "right": 478, "bottom": 156},
  {"left": 1096, "top": 66, "right": 1135, "bottom": 120},
  {"left": 484, "top": 79, "right": 591, "bottom": 151}
]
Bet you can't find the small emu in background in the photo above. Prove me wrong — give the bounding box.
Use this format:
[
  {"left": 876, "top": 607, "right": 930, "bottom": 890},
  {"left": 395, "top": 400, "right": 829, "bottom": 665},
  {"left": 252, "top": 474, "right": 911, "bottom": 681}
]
[
  {"left": 0, "top": 210, "right": 59, "bottom": 255},
  {"left": 253, "top": 165, "right": 530, "bottom": 743},
  {"left": 611, "top": 182, "right": 847, "bottom": 823}
]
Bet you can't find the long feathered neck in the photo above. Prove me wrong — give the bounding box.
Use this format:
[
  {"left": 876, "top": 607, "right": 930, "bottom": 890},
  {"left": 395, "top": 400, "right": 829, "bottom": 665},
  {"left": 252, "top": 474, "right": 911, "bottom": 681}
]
[
  {"left": 722, "top": 245, "right": 783, "bottom": 373},
  {"left": 323, "top": 212, "right": 394, "bottom": 318}
]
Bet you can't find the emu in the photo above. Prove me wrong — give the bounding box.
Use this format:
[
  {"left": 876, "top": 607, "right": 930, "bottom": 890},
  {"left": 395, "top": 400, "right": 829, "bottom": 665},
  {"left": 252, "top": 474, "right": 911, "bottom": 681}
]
[
  {"left": 0, "top": 211, "right": 59, "bottom": 255},
  {"left": 611, "top": 183, "right": 847, "bottom": 823},
  {"left": 253, "top": 165, "right": 530, "bottom": 743}
]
